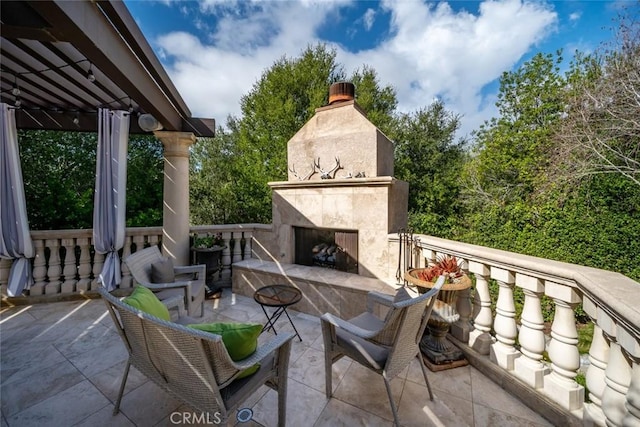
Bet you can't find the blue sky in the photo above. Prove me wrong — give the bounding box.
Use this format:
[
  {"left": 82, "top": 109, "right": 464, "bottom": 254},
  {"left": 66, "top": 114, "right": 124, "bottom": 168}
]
[{"left": 125, "top": 0, "right": 627, "bottom": 138}]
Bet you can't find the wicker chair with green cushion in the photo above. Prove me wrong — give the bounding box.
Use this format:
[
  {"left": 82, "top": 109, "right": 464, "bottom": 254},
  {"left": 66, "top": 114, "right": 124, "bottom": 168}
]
[
  {"left": 98, "top": 286, "right": 294, "bottom": 426},
  {"left": 125, "top": 245, "right": 206, "bottom": 317},
  {"left": 321, "top": 275, "right": 445, "bottom": 427}
]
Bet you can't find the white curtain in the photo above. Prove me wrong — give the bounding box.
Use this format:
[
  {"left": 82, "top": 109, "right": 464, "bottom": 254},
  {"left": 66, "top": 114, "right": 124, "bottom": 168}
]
[
  {"left": 0, "top": 103, "right": 35, "bottom": 296},
  {"left": 93, "top": 108, "right": 129, "bottom": 291}
]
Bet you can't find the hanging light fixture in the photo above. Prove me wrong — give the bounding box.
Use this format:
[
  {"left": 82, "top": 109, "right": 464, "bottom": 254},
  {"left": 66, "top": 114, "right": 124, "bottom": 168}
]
[
  {"left": 12, "top": 75, "right": 20, "bottom": 96},
  {"left": 87, "top": 63, "right": 96, "bottom": 82},
  {"left": 138, "top": 113, "right": 163, "bottom": 132}
]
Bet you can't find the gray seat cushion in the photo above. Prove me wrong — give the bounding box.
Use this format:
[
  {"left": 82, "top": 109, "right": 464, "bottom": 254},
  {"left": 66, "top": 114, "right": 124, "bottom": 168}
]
[{"left": 336, "top": 327, "right": 388, "bottom": 370}]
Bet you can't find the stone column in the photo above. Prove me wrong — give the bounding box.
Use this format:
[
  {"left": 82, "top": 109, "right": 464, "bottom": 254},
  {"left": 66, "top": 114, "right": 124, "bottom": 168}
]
[{"left": 155, "top": 131, "right": 196, "bottom": 266}]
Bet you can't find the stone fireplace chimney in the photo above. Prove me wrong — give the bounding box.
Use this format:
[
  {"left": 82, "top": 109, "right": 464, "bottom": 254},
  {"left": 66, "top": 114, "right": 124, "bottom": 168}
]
[{"left": 268, "top": 83, "right": 409, "bottom": 279}]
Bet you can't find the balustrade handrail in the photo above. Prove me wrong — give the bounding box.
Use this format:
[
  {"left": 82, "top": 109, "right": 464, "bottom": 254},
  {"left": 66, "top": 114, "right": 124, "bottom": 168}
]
[
  {"left": 1, "top": 225, "right": 268, "bottom": 299},
  {"left": 27, "top": 224, "right": 271, "bottom": 240},
  {"left": 6, "top": 227, "right": 638, "bottom": 425},
  {"left": 412, "top": 234, "right": 640, "bottom": 341}
]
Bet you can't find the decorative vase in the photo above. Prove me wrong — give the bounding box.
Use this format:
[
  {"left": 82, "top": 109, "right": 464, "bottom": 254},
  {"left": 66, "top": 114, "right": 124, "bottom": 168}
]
[{"left": 405, "top": 269, "right": 472, "bottom": 367}]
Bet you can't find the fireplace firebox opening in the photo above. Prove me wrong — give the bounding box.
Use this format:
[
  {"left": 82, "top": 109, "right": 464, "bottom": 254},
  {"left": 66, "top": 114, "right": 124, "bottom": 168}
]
[{"left": 294, "top": 227, "right": 358, "bottom": 274}]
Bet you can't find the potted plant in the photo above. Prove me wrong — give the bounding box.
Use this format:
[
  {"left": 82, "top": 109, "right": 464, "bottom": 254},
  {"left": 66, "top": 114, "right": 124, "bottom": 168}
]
[
  {"left": 405, "top": 255, "right": 471, "bottom": 366},
  {"left": 405, "top": 255, "right": 470, "bottom": 290},
  {"left": 192, "top": 232, "right": 225, "bottom": 250},
  {"left": 191, "top": 233, "right": 226, "bottom": 298}
]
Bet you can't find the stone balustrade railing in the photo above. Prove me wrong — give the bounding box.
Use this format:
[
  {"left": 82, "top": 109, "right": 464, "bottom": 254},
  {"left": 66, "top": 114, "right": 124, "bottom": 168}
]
[
  {"left": 411, "top": 234, "right": 640, "bottom": 427},
  {"left": 0, "top": 225, "right": 268, "bottom": 298},
  {"left": 3, "top": 226, "right": 639, "bottom": 425}
]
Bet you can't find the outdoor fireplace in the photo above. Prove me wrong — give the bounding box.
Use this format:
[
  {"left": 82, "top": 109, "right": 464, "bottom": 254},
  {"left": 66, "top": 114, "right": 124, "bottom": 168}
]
[
  {"left": 265, "top": 82, "right": 408, "bottom": 279},
  {"left": 294, "top": 226, "right": 358, "bottom": 273}
]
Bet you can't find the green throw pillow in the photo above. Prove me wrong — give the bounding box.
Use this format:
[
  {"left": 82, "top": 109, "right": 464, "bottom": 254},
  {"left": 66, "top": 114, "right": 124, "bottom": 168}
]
[
  {"left": 123, "top": 285, "right": 171, "bottom": 321},
  {"left": 189, "top": 322, "right": 262, "bottom": 378}
]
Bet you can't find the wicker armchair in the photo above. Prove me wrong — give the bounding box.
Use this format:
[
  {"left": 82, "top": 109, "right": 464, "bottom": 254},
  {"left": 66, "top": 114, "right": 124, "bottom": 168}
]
[
  {"left": 125, "top": 245, "right": 206, "bottom": 317},
  {"left": 321, "top": 275, "right": 445, "bottom": 427},
  {"left": 98, "top": 286, "right": 294, "bottom": 426}
]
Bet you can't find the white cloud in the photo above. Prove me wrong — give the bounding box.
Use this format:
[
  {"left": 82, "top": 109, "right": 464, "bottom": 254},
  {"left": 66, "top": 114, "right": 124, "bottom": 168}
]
[
  {"left": 363, "top": 8, "right": 376, "bottom": 31},
  {"left": 156, "top": 1, "right": 349, "bottom": 122},
  {"left": 569, "top": 11, "right": 582, "bottom": 22},
  {"left": 156, "top": 0, "right": 557, "bottom": 138},
  {"left": 337, "top": 0, "right": 557, "bottom": 137}
]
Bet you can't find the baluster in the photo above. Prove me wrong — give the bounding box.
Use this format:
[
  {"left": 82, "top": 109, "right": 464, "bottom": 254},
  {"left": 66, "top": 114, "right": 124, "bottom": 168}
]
[
  {"left": 220, "top": 232, "right": 232, "bottom": 284},
  {"left": 425, "top": 249, "right": 437, "bottom": 267},
  {"left": 92, "top": 245, "right": 105, "bottom": 290},
  {"left": 45, "top": 238, "right": 62, "bottom": 295},
  {"left": 619, "top": 326, "right": 640, "bottom": 426},
  {"left": 60, "top": 238, "right": 77, "bottom": 293},
  {"left": 76, "top": 237, "right": 92, "bottom": 292},
  {"left": 585, "top": 325, "right": 611, "bottom": 426},
  {"left": 451, "top": 259, "right": 472, "bottom": 342},
  {"left": 608, "top": 325, "right": 638, "bottom": 426},
  {"left": 120, "top": 235, "right": 133, "bottom": 288},
  {"left": 131, "top": 235, "right": 146, "bottom": 253},
  {"left": 490, "top": 267, "right": 519, "bottom": 370},
  {"left": 232, "top": 232, "right": 243, "bottom": 264},
  {"left": 31, "top": 239, "right": 47, "bottom": 295},
  {"left": 468, "top": 261, "right": 492, "bottom": 355},
  {"left": 582, "top": 298, "right": 609, "bottom": 426},
  {"left": 602, "top": 339, "right": 631, "bottom": 425},
  {"left": 148, "top": 234, "right": 160, "bottom": 250},
  {"left": 242, "top": 232, "right": 252, "bottom": 260},
  {"left": 624, "top": 359, "right": 640, "bottom": 426},
  {"left": 544, "top": 281, "right": 584, "bottom": 411},
  {"left": 514, "top": 273, "right": 547, "bottom": 388}
]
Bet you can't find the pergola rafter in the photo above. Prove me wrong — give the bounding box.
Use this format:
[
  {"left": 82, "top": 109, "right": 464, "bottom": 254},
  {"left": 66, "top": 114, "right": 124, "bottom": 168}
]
[{"left": 0, "top": 0, "right": 214, "bottom": 136}]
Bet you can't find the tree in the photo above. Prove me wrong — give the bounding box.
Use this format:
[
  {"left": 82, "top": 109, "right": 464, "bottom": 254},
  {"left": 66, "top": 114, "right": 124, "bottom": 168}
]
[
  {"left": 227, "top": 44, "right": 345, "bottom": 222},
  {"left": 20, "top": 130, "right": 96, "bottom": 230},
  {"left": 458, "top": 42, "right": 640, "bottom": 282},
  {"left": 20, "top": 130, "right": 164, "bottom": 230},
  {"left": 194, "top": 43, "right": 401, "bottom": 223},
  {"left": 464, "top": 51, "right": 566, "bottom": 207},
  {"left": 190, "top": 126, "right": 241, "bottom": 225},
  {"left": 553, "top": 10, "right": 640, "bottom": 186},
  {"left": 350, "top": 65, "right": 398, "bottom": 135},
  {"left": 125, "top": 135, "right": 164, "bottom": 226},
  {"left": 392, "top": 101, "right": 466, "bottom": 237}
]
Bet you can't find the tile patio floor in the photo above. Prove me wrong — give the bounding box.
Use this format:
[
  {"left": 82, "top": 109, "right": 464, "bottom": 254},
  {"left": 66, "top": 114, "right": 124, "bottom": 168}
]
[{"left": 1, "top": 289, "right": 553, "bottom": 427}]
